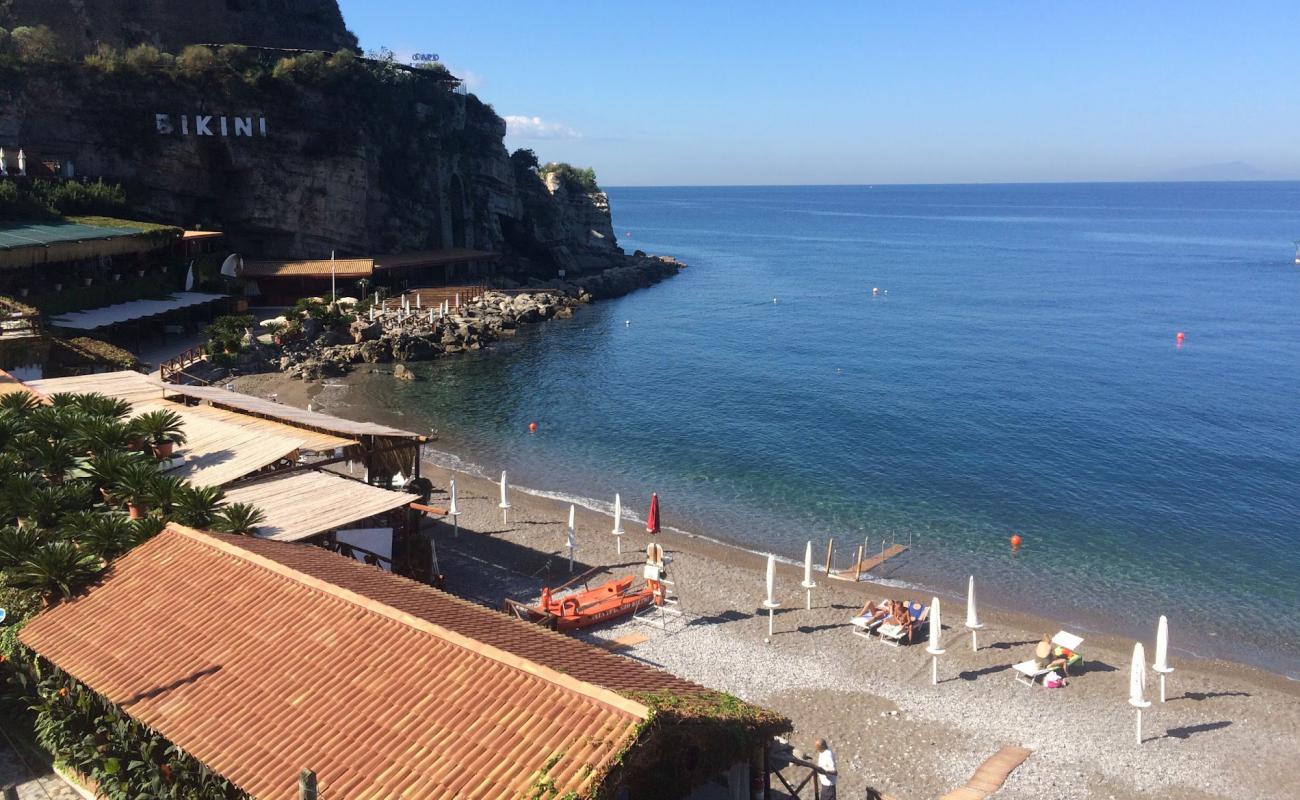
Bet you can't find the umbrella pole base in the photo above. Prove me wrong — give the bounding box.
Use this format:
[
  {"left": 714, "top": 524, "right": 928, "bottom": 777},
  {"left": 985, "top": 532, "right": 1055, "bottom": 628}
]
[
  {"left": 1160, "top": 674, "right": 1166, "bottom": 704},
  {"left": 1136, "top": 710, "right": 1142, "bottom": 745},
  {"left": 805, "top": 589, "right": 811, "bottom": 611},
  {"left": 931, "top": 656, "right": 938, "bottom": 685},
  {"left": 971, "top": 631, "right": 978, "bottom": 652}
]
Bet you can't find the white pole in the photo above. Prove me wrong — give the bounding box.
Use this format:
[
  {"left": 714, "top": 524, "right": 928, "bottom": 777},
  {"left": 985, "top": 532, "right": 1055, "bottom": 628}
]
[
  {"left": 498, "top": 471, "right": 511, "bottom": 524},
  {"left": 965, "top": 576, "right": 984, "bottom": 652},
  {"left": 611, "top": 493, "right": 624, "bottom": 555},
  {"left": 1130, "top": 642, "right": 1151, "bottom": 745},
  {"left": 448, "top": 478, "right": 460, "bottom": 537},
  {"left": 800, "top": 540, "right": 816, "bottom": 610},
  {"left": 762, "top": 554, "right": 781, "bottom": 641},
  {"left": 926, "top": 596, "right": 945, "bottom": 685},
  {"left": 416, "top": 293, "right": 422, "bottom": 309},
  {"left": 567, "top": 504, "right": 576, "bottom": 573},
  {"left": 1153, "top": 615, "right": 1175, "bottom": 703},
  {"left": 331, "top": 250, "right": 336, "bottom": 301}
]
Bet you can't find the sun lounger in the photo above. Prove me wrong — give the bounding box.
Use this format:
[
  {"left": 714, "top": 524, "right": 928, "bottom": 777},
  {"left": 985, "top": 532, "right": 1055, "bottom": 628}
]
[
  {"left": 1013, "top": 631, "right": 1085, "bottom": 687},
  {"left": 849, "top": 600, "right": 891, "bottom": 640},
  {"left": 878, "top": 601, "right": 928, "bottom": 647}
]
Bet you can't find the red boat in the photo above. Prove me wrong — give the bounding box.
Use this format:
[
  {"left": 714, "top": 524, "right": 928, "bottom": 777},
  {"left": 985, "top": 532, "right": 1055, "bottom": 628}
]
[{"left": 511, "top": 574, "right": 657, "bottom": 632}]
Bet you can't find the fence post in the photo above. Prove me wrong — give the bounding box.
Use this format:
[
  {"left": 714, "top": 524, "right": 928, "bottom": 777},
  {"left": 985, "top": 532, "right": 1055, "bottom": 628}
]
[
  {"left": 298, "top": 768, "right": 317, "bottom": 800},
  {"left": 823, "top": 539, "right": 833, "bottom": 577},
  {"left": 853, "top": 545, "right": 864, "bottom": 581}
]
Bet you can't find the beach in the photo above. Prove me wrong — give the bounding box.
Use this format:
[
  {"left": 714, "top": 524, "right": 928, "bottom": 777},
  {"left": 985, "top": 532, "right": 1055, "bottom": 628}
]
[{"left": 234, "top": 370, "right": 1300, "bottom": 800}]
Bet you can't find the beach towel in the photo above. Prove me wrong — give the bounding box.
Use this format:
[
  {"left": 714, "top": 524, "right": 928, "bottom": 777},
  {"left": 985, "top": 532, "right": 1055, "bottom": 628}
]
[{"left": 1045, "top": 671, "right": 1065, "bottom": 688}]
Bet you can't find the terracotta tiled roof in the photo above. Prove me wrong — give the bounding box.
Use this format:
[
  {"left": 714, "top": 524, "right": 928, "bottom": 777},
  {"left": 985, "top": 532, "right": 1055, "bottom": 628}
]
[
  {"left": 221, "top": 533, "right": 716, "bottom": 697},
  {"left": 20, "top": 526, "right": 648, "bottom": 800}
]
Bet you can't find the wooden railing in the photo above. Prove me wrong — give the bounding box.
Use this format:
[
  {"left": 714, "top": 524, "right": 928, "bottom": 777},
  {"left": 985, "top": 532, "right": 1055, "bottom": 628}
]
[
  {"left": 381, "top": 283, "right": 490, "bottom": 313},
  {"left": 159, "top": 345, "right": 206, "bottom": 383}
]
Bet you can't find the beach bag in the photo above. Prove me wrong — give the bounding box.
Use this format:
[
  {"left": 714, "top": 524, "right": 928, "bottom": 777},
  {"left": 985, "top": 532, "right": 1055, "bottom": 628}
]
[{"left": 1044, "top": 671, "right": 1064, "bottom": 689}]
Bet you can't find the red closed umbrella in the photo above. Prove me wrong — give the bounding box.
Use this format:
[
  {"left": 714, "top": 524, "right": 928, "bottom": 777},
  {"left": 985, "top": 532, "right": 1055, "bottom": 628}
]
[{"left": 646, "top": 493, "right": 660, "bottom": 534}]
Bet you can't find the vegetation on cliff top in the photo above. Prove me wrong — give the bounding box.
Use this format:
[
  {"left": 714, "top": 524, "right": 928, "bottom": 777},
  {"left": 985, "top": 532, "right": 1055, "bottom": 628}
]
[
  {"left": 539, "top": 162, "right": 601, "bottom": 193},
  {"left": 0, "top": 179, "right": 127, "bottom": 221}
]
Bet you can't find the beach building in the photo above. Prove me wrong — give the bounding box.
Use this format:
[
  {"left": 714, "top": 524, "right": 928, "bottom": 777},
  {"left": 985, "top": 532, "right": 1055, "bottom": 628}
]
[
  {"left": 19, "top": 524, "right": 787, "bottom": 799},
  {"left": 25, "top": 369, "right": 432, "bottom": 576},
  {"left": 239, "top": 247, "right": 498, "bottom": 304}
]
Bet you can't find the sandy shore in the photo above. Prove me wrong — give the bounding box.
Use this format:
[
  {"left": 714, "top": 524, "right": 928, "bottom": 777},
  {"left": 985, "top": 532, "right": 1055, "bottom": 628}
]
[{"left": 232, "top": 371, "right": 1300, "bottom": 800}]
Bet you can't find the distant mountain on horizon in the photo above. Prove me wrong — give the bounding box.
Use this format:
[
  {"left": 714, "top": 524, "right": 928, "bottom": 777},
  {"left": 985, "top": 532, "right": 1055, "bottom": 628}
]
[{"left": 1151, "top": 161, "right": 1282, "bottom": 182}]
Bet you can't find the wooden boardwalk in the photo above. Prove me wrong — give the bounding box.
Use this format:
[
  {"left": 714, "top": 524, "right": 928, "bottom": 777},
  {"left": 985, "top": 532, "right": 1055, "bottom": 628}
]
[
  {"left": 829, "top": 543, "right": 908, "bottom": 581},
  {"left": 938, "top": 745, "right": 1032, "bottom": 800}
]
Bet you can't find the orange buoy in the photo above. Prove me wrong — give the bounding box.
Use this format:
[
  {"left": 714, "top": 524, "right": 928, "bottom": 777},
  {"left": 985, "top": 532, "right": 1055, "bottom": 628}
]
[
  {"left": 1010, "top": 534, "right": 1023, "bottom": 550},
  {"left": 528, "top": 422, "right": 538, "bottom": 433},
  {"left": 1176, "top": 331, "right": 1185, "bottom": 344}
]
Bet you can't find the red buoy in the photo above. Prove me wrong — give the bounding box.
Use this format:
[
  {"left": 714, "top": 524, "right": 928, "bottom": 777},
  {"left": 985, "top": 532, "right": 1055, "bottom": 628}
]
[
  {"left": 528, "top": 422, "right": 538, "bottom": 433},
  {"left": 1176, "top": 331, "right": 1185, "bottom": 345},
  {"left": 1010, "top": 534, "right": 1023, "bottom": 550}
]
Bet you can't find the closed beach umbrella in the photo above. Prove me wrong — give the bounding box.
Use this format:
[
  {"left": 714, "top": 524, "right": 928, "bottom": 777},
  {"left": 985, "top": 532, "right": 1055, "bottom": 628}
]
[
  {"left": 1129, "top": 642, "right": 1151, "bottom": 745},
  {"left": 761, "top": 553, "right": 780, "bottom": 639},
  {"left": 611, "top": 493, "right": 625, "bottom": 554},
  {"left": 1152, "top": 615, "right": 1175, "bottom": 702},
  {"left": 646, "top": 493, "right": 660, "bottom": 534},
  {"left": 448, "top": 478, "right": 460, "bottom": 536},
  {"left": 184, "top": 263, "right": 195, "bottom": 291},
  {"left": 926, "top": 596, "right": 946, "bottom": 684},
  {"left": 800, "top": 541, "right": 816, "bottom": 610},
  {"left": 498, "top": 471, "right": 511, "bottom": 523},
  {"left": 965, "top": 576, "right": 985, "bottom": 651},
  {"left": 567, "top": 504, "right": 576, "bottom": 572}
]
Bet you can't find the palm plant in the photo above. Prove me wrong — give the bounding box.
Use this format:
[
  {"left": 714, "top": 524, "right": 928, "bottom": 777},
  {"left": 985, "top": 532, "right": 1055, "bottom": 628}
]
[
  {"left": 149, "top": 474, "right": 186, "bottom": 518},
  {"left": 113, "top": 461, "right": 161, "bottom": 519},
  {"left": 132, "top": 515, "right": 167, "bottom": 543},
  {"left": 73, "top": 416, "right": 135, "bottom": 459},
  {"left": 0, "top": 471, "right": 43, "bottom": 524},
  {"left": 74, "top": 513, "right": 141, "bottom": 560},
  {"left": 15, "top": 483, "right": 93, "bottom": 530},
  {"left": 172, "top": 484, "right": 226, "bottom": 528},
  {"left": 22, "top": 438, "right": 81, "bottom": 483},
  {"left": 129, "top": 409, "right": 186, "bottom": 458},
  {"left": 9, "top": 540, "right": 104, "bottom": 599},
  {"left": 85, "top": 449, "right": 146, "bottom": 503},
  {"left": 24, "top": 406, "right": 84, "bottom": 442},
  {"left": 0, "top": 524, "right": 46, "bottom": 568},
  {"left": 0, "top": 391, "right": 41, "bottom": 417},
  {"left": 211, "top": 503, "right": 266, "bottom": 536},
  {"left": 65, "top": 392, "right": 132, "bottom": 420}
]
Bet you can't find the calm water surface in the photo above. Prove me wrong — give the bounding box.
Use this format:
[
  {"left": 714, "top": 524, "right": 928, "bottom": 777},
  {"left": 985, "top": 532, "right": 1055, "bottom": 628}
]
[{"left": 350, "top": 183, "right": 1300, "bottom": 676}]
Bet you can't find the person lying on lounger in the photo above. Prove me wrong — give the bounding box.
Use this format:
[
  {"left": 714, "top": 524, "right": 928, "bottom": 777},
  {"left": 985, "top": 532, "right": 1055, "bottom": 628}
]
[{"left": 854, "top": 599, "right": 897, "bottom": 626}]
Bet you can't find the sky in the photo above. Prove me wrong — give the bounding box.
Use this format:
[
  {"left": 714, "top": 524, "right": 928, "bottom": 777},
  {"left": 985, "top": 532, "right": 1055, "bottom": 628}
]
[{"left": 337, "top": 1, "right": 1300, "bottom": 186}]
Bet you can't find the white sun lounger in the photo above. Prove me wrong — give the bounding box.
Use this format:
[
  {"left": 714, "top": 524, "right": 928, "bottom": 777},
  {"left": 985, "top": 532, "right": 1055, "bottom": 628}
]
[
  {"left": 1013, "top": 631, "right": 1085, "bottom": 687},
  {"left": 849, "top": 602, "right": 890, "bottom": 640},
  {"left": 878, "top": 601, "right": 928, "bottom": 647}
]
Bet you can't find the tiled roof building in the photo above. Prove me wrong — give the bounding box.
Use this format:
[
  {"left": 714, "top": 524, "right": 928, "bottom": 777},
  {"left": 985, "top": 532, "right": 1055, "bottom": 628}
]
[{"left": 20, "top": 525, "right": 786, "bottom": 799}]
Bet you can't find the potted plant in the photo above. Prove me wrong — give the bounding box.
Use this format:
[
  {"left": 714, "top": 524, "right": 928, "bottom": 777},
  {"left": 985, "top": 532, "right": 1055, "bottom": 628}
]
[
  {"left": 130, "top": 409, "right": 186, "bottom": 459},
  {"left": 113, "top": 461, "right": 160, "bottom": 519},
  {"left": 86, "top": 450, "right": 141, "bottom": 504},
  {"left": 174, "top": 484, "right": 226, "bottom": 528},
  {"left": 212, "top": 502, "right": 266, "bottom": 536}
]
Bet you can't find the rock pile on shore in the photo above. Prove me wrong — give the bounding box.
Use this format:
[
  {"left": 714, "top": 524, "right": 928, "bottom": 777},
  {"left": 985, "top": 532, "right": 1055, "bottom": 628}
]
[{"left": 266, "top": 254, "right": 684, "bottom": 381}]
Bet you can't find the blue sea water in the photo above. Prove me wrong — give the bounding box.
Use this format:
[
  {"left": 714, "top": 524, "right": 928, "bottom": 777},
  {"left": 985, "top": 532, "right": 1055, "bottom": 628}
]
[{"left": 353, "top": 183, "right": 1300, "bottom": 676}]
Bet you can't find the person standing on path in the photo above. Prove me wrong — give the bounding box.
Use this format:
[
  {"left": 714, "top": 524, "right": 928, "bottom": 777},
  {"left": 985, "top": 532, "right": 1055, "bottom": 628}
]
[{"left": 814, "top": 738, "right": 837, "bottom": 799}]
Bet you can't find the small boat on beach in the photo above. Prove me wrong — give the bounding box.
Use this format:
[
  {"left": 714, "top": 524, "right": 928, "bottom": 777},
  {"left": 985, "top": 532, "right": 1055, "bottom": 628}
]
[{"left": 506, "top": 571, "right": 657, "bottom": 632}]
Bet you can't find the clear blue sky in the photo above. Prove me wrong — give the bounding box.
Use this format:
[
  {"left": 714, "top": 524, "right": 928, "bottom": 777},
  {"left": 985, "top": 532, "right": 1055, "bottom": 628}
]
[{"left": 338, "top": 1, "right": 1300, "bottom": 186}]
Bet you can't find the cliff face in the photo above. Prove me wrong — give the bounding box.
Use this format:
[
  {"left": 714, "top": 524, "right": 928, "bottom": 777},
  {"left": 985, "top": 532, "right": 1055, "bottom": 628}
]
[
  {"left": 3, "top": 0, "right": 357, "bottom": 54},
  {"left": 0, "top": 56, "right": 624, "bottom": 275}
]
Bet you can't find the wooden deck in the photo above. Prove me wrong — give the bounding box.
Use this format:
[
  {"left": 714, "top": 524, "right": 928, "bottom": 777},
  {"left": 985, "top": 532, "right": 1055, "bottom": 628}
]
[
  {"left": 938, "top": 745, "right": 1032, "bottom": 800},
  {"left": 828, "top": 543, "right": 909, "bottom": 581}
]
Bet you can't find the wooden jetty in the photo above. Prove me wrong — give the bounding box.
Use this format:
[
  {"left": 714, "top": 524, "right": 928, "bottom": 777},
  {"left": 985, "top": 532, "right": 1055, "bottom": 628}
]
[
  {"left": 939, "top": 745, "right": 1032, "bottom": 800},
  {"left": 827, "top": 542, "right": 909, "bottom": 581}
]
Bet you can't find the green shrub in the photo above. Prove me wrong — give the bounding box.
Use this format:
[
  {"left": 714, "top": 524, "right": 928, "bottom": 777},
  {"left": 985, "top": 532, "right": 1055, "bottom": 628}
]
[
  {"left": 122, "top": 43, "right": 167, "bottom": 73},
  {"left": 176, "top": 44, "right": 220, "bottom": 78},
  {"left": 539, "top": 162, "right": 599, "bottom": 192}
]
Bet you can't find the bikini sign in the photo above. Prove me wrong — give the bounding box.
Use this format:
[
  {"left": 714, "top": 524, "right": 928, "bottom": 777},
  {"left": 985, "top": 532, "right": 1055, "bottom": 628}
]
[{"left": 154, "top": 114, "right": 268, "bottom": 138}]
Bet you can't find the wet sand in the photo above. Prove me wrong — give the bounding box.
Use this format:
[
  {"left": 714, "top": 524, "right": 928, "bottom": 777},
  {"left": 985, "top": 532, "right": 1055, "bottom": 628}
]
[{"left": 232, "top": 371, "right": 1300, "bottom": 800}]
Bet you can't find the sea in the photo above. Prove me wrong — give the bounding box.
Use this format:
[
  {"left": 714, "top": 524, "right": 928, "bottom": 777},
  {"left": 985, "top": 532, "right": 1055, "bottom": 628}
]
[{"left": 345, "top": 182, "right": 1300, "bottom": 677}]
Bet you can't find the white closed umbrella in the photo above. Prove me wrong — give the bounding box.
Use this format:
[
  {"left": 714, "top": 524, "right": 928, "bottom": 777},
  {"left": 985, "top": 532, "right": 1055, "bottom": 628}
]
[
  {"left": 447, "top": 478, "right": 460, "bottom": 537},
  {"left": 965, "top": 576, "right": 985, "bottom": 651},
  {"left": 926, "top": 597, "right": 946, "bottom": 684},
  {"left": 761, "top": 554, "right": 781, "bottom": 640},
  {"left": 1152, "top": 616, "right": 1174, "bottom": 703},
  {"left": 184, "top": 263, "right": 195, "bottom": 291},
  {"left": 498, "top": 471, "right": 511, "bottom": 523},
  {"left": 566, "top": 504, "right": 576, "bottom": 573},
  {"left": 611, "top": 493, "right": 625, "bottom": 554},
  {"left": 800, "top": 541, "right": 816, "bottom": 610},
  {"left": 1129, "top": 642, "right": 1151, "bottom": 744}
]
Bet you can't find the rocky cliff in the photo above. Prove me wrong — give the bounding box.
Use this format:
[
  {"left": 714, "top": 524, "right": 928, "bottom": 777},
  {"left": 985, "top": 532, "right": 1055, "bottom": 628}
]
[
  {"left": 2, "top": 0, "right": 357, "bottom": 54},
  {"left": 0, "top": 49, "right": 635, "bottom": 278}
]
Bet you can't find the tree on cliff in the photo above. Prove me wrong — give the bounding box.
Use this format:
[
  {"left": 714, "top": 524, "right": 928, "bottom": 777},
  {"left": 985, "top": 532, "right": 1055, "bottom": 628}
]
[
  {"left": 510, "top": 148, "right": 541, "bottom": 176},
  {"left": 539, "top": 162, "right": 599, "bottom": 193}
]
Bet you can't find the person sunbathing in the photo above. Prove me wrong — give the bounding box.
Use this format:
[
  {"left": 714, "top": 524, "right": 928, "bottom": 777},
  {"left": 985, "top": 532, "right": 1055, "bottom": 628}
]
[
  {"left": 890, "top": 602, "right": 915, "bottom": 641},
  {"left": 854, "top": 599, "right": 896, "bottom": 626}
]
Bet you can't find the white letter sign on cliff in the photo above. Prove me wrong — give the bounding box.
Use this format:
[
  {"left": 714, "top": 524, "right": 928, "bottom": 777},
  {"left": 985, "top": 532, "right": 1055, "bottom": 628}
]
[{"left": 154, "top": 114, "right": 269, "bottom": 137}]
